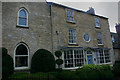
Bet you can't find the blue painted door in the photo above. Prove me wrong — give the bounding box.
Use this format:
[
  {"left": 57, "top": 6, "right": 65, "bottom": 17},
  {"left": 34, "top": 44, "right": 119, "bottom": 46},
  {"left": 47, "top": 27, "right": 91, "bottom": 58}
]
[{"left": 87, "top": 55, "right": 93, "bottom": 64}]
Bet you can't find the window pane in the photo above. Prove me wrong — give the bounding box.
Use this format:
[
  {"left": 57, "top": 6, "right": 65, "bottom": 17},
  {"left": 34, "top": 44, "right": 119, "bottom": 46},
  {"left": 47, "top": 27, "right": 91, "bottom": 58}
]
[
  {"left": 112, "top": 36, "right": 115, "bottom": 42},
  {"left": 67, "top": 10, "right": 74, "bottom": 21},
  {"left": 97, "top": 33, "right": 101, "bottom": 39},
  {"left": 15, "top": 56, "right": 28, "bottom": 67},
  {"left": 19, "top": 9, "right": 27, "bottom": 18},
  {"left": 74, "top": 50, "right": 84, "bottom": 67},
  {"left": 95, "top": 17, "right": 100, "bottom": 27},
  {"left": 68, "top": 29, "right": 76, "bottom": 43},
  {"left": 96, "top": 50, "right": 105, "bottom": 64},
  {"left": 16, "top": 44, "right": 28, "bottom": 55},
  {"left": 96, "top": 23, "right": 100, "bottom": 27},
  {"left": 19, "top": 18, "right": 27, "bottom": 26},
  {"left": 104, "top": 50, "right": 110, "bottom": 63},
  {"left": 97, "top": 33, "right": 102, "bottom": 44},
  {"left": 64, "top": 50, "right": 74, "bottom": 68},
  {"left": 95, "top": 18, "right": 99, "bottom": 23},
  {"left": 98, "top": 39, "right": 102, "bottom": 44}
]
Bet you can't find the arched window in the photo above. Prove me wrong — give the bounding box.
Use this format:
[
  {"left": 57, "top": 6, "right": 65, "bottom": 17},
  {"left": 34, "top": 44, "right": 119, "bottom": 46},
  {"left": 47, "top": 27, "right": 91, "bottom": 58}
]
[
  {"left": 14, "top": 43, "right": 29, "bottom": 69},
  {"left": 17, "top": 8, "right": 28, "bottom": 27}
]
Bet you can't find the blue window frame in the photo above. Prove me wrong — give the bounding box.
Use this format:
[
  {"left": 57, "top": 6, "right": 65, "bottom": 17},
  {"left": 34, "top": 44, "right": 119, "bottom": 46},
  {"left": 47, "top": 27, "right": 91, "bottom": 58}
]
[{"left": 18, "top": 8, "right": 28, "bottom": 27}]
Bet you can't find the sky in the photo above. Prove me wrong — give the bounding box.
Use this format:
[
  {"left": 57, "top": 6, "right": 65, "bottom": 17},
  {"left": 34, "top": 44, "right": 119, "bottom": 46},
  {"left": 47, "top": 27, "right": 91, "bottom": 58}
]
[{"left": 47, "top": 0, "right": 119, "bottom": 33}]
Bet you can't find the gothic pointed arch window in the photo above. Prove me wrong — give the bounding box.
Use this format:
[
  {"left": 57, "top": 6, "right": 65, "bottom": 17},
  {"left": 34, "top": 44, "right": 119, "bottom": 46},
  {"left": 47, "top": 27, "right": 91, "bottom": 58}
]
[
  {"left": 14, "top": 43, "right": 29, "bottom": 69},
  {"left": 17, "top": 8, "right": 28, "bottom": 27}
]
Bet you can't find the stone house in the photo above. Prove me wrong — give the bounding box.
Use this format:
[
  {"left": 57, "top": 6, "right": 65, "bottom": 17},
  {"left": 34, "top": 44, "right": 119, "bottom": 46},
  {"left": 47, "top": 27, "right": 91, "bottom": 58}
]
[
  {"left": 2, "top": 2, "right": 115, "bottom": 70},
  {"left": 111, "top": 24, "right": 120, "bottom": 61}
]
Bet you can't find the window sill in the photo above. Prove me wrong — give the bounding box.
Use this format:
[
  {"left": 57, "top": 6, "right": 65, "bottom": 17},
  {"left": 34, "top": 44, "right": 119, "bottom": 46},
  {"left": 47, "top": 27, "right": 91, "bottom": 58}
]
[
  {"left": 98, "top": 62, "right": 112, "bottom": 65},
  {"left": 68, "top": 43, "right": 78, "bottom": 46},
  {"left": 16, "top": 25, "right": 29, "bottom": 29},
  {"left": 95, "top": 26, "right": 101, "bottom": 29},
  {"left": 14, "top": 67, "right": 29, "bottom": 70},
  {"left": 98, "top": 44, "right": 103, "bottom": 46},
  {"left": 66, "top": 20, "right": 76, "bottom": 24},
  {"left": 62, "top": 67, "right": 80, "bottom": 70}
]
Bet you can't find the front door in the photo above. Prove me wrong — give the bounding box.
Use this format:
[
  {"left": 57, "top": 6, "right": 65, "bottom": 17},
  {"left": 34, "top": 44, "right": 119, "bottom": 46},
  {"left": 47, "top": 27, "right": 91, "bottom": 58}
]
[{"left": 87, "top": 55, "right": 93, "bottom": 64}]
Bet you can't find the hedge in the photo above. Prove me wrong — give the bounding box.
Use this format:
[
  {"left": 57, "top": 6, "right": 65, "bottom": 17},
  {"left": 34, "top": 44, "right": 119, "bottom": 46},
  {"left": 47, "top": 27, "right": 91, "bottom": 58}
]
[
  {"left": 113, "top": 61, "right": 120, "bottom": 76},
  {"left": 76, "top": 64, "right": 114, "bottom": 80},
  {"left": 31, "top": 49, "right": 55, "bottom": 73},
  {"left": 8, "top": 72, "right": 58, "bottom": 80},
  {"left": 2, "top": 47, "right": 14, "bottom": 80}
]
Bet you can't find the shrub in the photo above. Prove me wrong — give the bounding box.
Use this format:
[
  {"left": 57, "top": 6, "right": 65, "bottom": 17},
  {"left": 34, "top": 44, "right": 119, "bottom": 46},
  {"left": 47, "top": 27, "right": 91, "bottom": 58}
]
[
  {"left": 113, "top": 61, "right": 120, "bottom": 76},
  {"left": 55, "top": 59, "right": 63, "bottom": 65},
  {"left": 57, "top": 71, "right": 79, "bottom": 80},
  {"left": 101, "top": 71, "right": 114, "bottom": 80},
  {"left": 55, "top": 50, "right": 63, "bottom": 69},
  {"left": 76, "top": 64, "right": 114, "bottom": 80},
  {"left": 8, "top": 72, "right": 58, "bottom": 80},
  {"left": 77, "top": 64, "right": 97, "bottom": 72},
  {"left": 2, "top": 47, "right": 14, "bottom": 80},
  {"left": 77, "top": 64, "right": 112, "bottom": 72},
  {"left": 55, "top": 68, "right": 63, "bottom": 72},
  {"left": 31, "top": 49, "right": 55, "bottom": 73},
  {"left": 55, "top": 51, "right": 62, "bottom": 58},
  {"left": 8, "top": 72, "right": 29, "bottom": 79}
]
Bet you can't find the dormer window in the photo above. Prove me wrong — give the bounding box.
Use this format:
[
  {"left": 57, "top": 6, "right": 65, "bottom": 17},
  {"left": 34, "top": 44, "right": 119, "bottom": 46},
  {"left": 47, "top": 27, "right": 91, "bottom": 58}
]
[
  {"left": 94, "top": 17, "right": 100, "bottom": 28},
  {"left": 17, "top": 8, "right": 28, "bottom": 27},
  {"left": 67, "top": 10, "right": 74, "bottom": 22}
]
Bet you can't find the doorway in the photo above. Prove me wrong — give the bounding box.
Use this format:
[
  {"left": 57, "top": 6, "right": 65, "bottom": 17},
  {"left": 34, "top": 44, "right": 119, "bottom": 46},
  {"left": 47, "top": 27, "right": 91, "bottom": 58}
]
[{"left": 86, "top": 51, "right": 93, "bottom": 64}]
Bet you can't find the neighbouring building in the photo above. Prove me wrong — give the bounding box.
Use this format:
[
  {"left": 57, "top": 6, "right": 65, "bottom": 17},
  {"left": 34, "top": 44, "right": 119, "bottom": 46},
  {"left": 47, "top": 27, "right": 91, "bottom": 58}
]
[
  {"left": 2, "top": 1, "right": 115, "bottom": 70},
  {"left": 111, "top": 24, "right": 120, "bottom": 61}
]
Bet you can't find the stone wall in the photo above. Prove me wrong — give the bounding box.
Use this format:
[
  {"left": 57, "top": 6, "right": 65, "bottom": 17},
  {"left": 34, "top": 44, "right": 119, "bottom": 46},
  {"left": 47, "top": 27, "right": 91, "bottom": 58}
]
[
  {"left": 2, "top": 2, "right": 115, "bottom": 69},
  {"left": 114, "top": 49, "right": 120, "bottom": 61},
  {"left": 2, "top": 2, "right": 52, "bottom": 68},
  {"left": 51, "top": 4, "right": 115, "bottom": 64}
]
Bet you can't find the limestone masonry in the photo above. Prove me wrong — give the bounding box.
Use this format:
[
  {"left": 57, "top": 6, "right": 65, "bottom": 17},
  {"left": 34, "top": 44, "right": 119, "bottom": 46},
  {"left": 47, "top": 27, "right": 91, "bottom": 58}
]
[{"left": 2, "top": 2, "right": 115, "bottom": 70}]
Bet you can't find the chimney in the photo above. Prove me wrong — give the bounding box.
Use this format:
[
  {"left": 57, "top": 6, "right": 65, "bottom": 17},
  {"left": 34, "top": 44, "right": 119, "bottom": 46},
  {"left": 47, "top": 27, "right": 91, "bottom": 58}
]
[{"left": 87, "top": 7, "right": 95, "bottom": 15}]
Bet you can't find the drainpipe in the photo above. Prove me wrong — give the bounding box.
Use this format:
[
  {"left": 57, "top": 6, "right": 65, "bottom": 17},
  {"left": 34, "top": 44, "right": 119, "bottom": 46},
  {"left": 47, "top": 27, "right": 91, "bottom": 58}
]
[{"left": 49, "top": 3, "right": 54, "bottom": 53}]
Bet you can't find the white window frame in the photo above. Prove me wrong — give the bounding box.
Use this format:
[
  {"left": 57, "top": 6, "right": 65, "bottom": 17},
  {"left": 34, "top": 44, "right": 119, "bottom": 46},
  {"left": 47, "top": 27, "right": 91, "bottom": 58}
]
[
  {"left": 62, "top": 50, "right": 84, "bottom": 69},
  {"left": 66, "top": 9, "right": 74, "bottom": 22},
  {"left": 14, "top": 43, "right": 29, "bottom": 70},
  {"left": 17, "top": 8, "right": 28, "bottom": 27},
  {"left": 97, "top": 32, "right": 103, "bottom": 45},
  {"left": 94, "top": 17, "right": 100, "bottom": 28},
  {"left": 68, "top": 29, "right": 76, "bottom": 44},
  {"left": 96, "top": 49, "right": 111, "bottom": 65}
]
